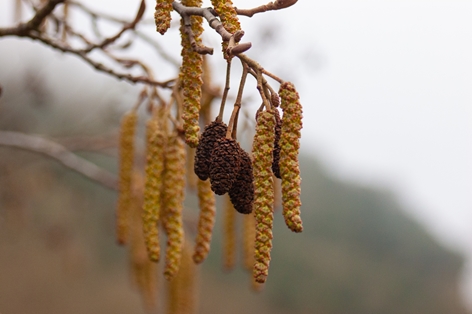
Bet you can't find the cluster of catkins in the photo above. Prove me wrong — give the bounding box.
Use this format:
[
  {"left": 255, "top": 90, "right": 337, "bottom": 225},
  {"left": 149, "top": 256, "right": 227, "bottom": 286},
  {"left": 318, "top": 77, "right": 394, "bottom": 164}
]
[{"left": 115, "top": 2, "right": 304, "bottom": 302}]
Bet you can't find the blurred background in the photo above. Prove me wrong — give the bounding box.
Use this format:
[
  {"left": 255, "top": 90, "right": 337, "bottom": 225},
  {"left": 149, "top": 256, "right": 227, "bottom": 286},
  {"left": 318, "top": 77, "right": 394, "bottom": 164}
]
[{"left": 0, "top": 0, "right": 471, "bottom": 313}]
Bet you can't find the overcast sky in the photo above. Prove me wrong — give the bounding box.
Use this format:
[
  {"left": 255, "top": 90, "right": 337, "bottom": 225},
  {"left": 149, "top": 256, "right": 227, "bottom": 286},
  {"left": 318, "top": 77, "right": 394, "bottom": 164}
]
[{"left": 1, "top": 0, "right": 472, "bottom": 308}]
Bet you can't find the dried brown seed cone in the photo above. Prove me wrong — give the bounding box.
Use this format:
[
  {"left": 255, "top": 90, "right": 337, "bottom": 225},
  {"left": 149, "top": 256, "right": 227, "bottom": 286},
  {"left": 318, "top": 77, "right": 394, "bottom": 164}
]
[
  {"left": 209, "top": 137, "right": 242, "bottom": 195},
  {"left": 252, "top": 110, "right": 276, "bottom": 284},
  {"left": 167, "top": 239, "right": 197, "bottom": 314},
  {"left": 194, "top": 120, "right": 228, "bottom": 180},
  {"left": 128, "top": 173, "right": 158, "bottom": 311},
  {"left": 279, "top": 82, "right": 303, "bottom": 233},
  {"left": 142, "top": 118, "right": 166, "bottom": 262},
  {"left": 116, "top": 110, "right": 138, "bottom": 245},
  {"left": 272, "top": 108, "right": 282, "bottom": 179},
  {"left": 192, "top": 179, "right": 216, "bottom": 264},
  {"left": 223, "top": 194, "right": 236, "bottom": 271},
  {"left": 154, "top": 0, "right": 173, "bottom": 35},
  {"left": 179, "top": 0, "right": 204, "bottom": 148},
  {"left": 228, "top": 148, "right": 254, "bottom": 214},
  {"left": 162, "top": 133, "right": 187, "bottom": 280}
]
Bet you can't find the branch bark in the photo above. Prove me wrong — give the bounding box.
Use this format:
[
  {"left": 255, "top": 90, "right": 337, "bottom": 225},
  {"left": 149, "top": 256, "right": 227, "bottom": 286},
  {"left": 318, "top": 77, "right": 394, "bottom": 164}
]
[{"left": 0, "top": 131, "right": 118, "bottom": 190}]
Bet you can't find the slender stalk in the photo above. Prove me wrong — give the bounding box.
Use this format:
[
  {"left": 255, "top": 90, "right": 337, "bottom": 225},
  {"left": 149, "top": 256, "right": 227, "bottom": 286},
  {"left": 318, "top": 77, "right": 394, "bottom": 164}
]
[{"left": 217, "top": 61, "right": 232, "bottom": 122}]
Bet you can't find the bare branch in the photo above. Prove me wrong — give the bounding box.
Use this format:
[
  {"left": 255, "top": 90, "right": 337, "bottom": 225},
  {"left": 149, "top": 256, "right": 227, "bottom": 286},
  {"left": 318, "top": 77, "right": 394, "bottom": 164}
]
[
  {"left": 172, "top": 1, "right": 252, "bottom": 55},
  {"left": 0, "top": 0, "right": 65, "bottom": 36},
  {"left": 0, "top": 131, "right": 118, "bottom": 190},
  {"left": 236, "top": 0, "right": 298, "bottom": 17},
  {"left": 27, "top": 33, "right": 174, "bottom": 88},
  {"left": 81, "top": 0, "right": 146, "bottom": 53}
]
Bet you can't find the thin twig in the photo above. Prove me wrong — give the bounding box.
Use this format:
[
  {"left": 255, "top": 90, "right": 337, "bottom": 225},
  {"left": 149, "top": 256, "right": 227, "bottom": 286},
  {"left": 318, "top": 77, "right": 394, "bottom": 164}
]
[
  {"left": 235, "top": 0, "right": 298, "bottom": 17},
  {"left": 0, "top": 131, "right": 118, "bottom": 190},
  {"left": 81, "top": 0, "right": 146, "bottom": 53},
  {"left": 217, "top": 61, "right": 232, "bottom": 122},
  {"left": 231, "top": 62, "right": 249, "bottom": 139}
]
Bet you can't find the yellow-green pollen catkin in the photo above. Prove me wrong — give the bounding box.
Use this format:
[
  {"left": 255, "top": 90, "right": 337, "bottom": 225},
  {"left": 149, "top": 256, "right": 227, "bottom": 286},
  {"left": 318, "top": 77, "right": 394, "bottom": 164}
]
[
  {"left": 252, "top": 110, "right": 276, "bottom": 283},
  {"left": 128, "top": 172, "right": 158, "bottom": 311},
  {"left": 179, "top": 0, "right": 203, "bottom": 148},
  {"left": 154, "top": 0, "right": 173, "bottom": 35},
  {"left": 210, "top": 0, "right": 241, "bottom": 59},
  {"left": 223, "top": 194, "right": 236, "bottom": 271},
  {"left": 193, "top": 179, "right": 216, "bottom": 264},
  {"left": 116, "top": 110, "right": 138, "bottom": 245},
  {"left": 279, "top": 82, "right": 303, "bottom": 233},
  {"left": 142, "top": 116, "right": 166, "bottom": 262},
  {"left": 162, "top": 133, "right": 187, "bottom": 280},
  {"left": 242, "top": 212, "right": 256, "bottom": 271},
  {"left": 166, "top": 239, "right": 197, "bottom": 314}
]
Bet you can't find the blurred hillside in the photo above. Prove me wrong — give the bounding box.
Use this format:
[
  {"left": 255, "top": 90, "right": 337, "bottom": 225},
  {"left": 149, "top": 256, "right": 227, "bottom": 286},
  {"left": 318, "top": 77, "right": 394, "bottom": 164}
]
[{"left": 0, "top": 64, "right": 469, "bottom": 314}]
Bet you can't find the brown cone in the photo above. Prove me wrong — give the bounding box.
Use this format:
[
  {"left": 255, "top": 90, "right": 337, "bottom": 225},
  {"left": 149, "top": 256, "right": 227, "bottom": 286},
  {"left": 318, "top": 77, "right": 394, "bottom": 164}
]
[
  {"left": 229, "top": 148, "right": 254, "bottom": 214},
  {"left": 209, "top": 137, "right": 241, "bottom": 195},
  {"left": 272, "top": 108, "right": 282, "bottom": 179},
  {"left": 194, "top": 120, "right": 228, "bottom": 180}
]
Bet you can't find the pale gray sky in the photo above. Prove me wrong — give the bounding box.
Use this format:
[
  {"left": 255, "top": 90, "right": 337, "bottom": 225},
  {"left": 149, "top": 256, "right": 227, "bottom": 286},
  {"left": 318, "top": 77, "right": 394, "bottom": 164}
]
[{"left": 1, "top": 0, "right": 472, "bottom": 308}]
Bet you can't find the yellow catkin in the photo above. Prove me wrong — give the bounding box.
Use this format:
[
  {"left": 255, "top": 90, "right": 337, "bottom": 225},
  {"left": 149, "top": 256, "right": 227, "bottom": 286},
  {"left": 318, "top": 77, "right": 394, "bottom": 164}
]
[
  {"left": 179, "top": 0, "right": 204, "bottom": 148},
  {"left": 116, "top": 110, "right": 138, "bottom": 245},
  {"left": 186, "top": 146, "right": 198, "bottom": 191},
  {"left": 166, "top": 239, "right": 197, "bottom": 314},
  {"left": 161, "top": 133, "right": 187, "bottom": 280},
  {"left": 242, "top": 212, "right": 256, "bottom": 271},
  {"left": 223, "top": 194, "right": 237, "bottom": 271},
  {"left": 142, "top": 116, "right": 166, "bottom": 262},
  {"left": 129, "top": 172, "right": 158, "bottom": 311},
  {"left": 211, "top": 0, "right": 241, "bottom": 59},
  {"left": 193, "top": 179, "right": 216, "bottom": 264},
  {"left": 252, "top": 110, "right": 276, "bottom": 284},
  {"left": 154, "top": 0, "right": 173, "bottom": 35},
  {"left": 279, "top": 82, "right": 303, "bottom": 233}
]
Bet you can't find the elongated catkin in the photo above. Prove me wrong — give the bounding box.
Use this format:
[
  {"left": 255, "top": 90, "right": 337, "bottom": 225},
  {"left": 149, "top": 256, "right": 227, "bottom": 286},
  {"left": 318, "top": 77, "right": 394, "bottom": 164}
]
[
  {"left": 279, "top": 82, "right": 303, "bottom": 233},
  {"left": 179, "top": 0, "right": 204, "bottom": 148},
  {"left": 162, "top": 133, "right": 187, "bottom": 280},
  {"left": 252, "top": 110, "right": 276, "bottom": 283},
  {"left": 154, "top": 0, "right": 173, "bottom": 35},
  {"left": 116, "top": 110, "right": 138, "bottom": 245},
  {"left": 193, "top": 179, "right": 216, "bottom": 264},
  {"left": 142, "top": 116, "right": 166, "bottom": 262},
  {"left": 128, "top": 172, "right": 158, "bottom": 311},
  {"left": 210, "top": 0, "right": 241, "bottom": 59}
]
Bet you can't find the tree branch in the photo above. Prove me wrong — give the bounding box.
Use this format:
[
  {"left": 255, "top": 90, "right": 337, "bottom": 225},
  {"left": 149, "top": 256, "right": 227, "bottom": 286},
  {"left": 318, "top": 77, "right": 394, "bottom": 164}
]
[
  {"left": 235, "top": 0, "right": 298, "bottom": 17},
  {"left": 0, "top": 131, "right": 118, "bottom": 190},
  {"left": 0, "top": 0, "right": 66, "bottom": 36}
]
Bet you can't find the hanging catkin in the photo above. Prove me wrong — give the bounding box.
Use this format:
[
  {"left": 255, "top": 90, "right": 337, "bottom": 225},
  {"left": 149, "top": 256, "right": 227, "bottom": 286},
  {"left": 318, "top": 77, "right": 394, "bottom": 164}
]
[
  {"left": 128, "top": 172, "right": 158, "bottom": 311},
  {"left": 252, "top": 110, "right": 276, "bottom": 284},
  {"left": 166, "top": 239, "right": 197, "bottom": 314},
  {"left": 210, "top": 0, "right": 241, "bottom": 59},
  {"left": 116, "top": 109, "right": 138, "bottom": 245},
  {"left": 223, "top": 194, "right": 236, "bottom": 270},
  {"left": 154, "top": 0, "right": 173, "bottom": 35},
  {"left": 161, "top": 133, "right": 187, "bottom": 280},
  {"left": 192, "top": 179, "right": 216, "bottom": 264},
  {"left": 279, "top": 82, "right": 303, "bottom": 233},
  {"left": 142, "top": 115, "right": 166, "bottom": 262},
  {"left": 179, "top": 0, "right": 204, "bottom": 148},
  {"left": 242, "top": 212, "right": 256, "bottom": 271}
]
